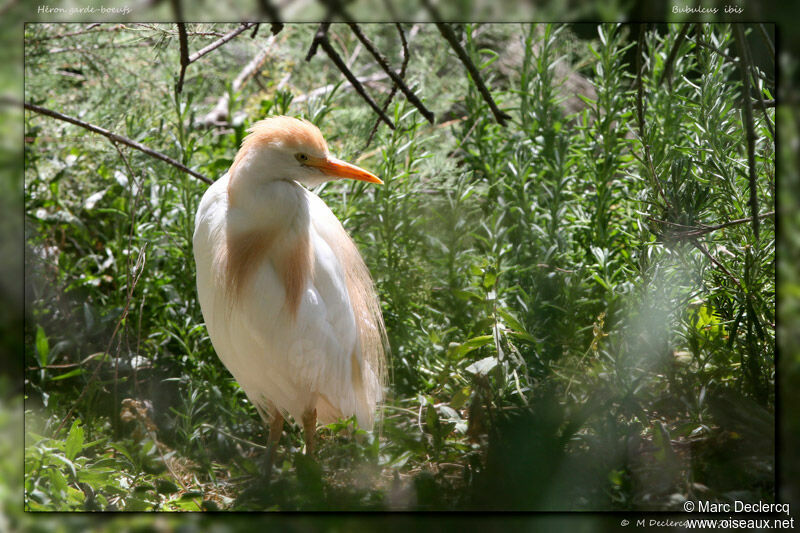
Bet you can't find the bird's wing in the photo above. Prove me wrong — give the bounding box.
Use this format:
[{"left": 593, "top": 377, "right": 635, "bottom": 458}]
[
  {"left": 194, "top": 178, "right": 384, "bottom": 428},
  {"left": 301, "top": 188, "right": 386, "bottom": 429}
]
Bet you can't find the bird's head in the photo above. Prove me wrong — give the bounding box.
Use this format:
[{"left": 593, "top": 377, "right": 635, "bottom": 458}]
[{"left": 227, "top": 116, "right": 382, "bottom": 203}]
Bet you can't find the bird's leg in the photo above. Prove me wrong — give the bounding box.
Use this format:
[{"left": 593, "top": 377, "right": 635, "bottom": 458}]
[
  {"left": 301, "top": 407, "right": 317, "bottom": 455},
  {"left": 265, "top": 409, "right": 284, "bottom": 475}
]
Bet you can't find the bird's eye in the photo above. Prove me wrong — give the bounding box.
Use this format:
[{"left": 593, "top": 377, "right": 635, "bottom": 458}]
[{"left": 295, "top": 153, "right": 309, "bottom": 163}]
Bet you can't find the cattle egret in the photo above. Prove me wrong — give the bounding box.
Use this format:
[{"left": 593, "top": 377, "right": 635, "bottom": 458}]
[{"left": 193, "top": 116, "right": 387, "bottom": 465}]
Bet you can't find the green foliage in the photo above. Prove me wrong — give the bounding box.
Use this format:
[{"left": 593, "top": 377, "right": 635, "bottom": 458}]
[{"left": 24, "top": 23, "right": 774, "bottom": 511}]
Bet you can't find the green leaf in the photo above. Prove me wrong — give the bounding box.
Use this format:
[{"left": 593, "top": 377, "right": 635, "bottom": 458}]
[
  {"left": 48, "top": 453, "right": 77, "bottom": 480},
  {"left": 35, "top": 325, "right": 50, "bottom": 368},
  {"left": 497, "top": 308, "right": 526, "bottom": 333},
  {"left": 450, "top": 387, "right": 471, "bottom": 410},
  {"left": 384, "top": 450, "right": 414, "bottom": 469},
  {"left": 109, "top": 442, "right": 135, "bottom": 466},
  {"left": 465, "top": 356, "right": 498, "bottom": 376},
  {"left": 49, "top": 368, "right": 86, "bottom": 381},
  {"left": 591, "top": 273, "right": 610, "bottom": 290},
  {"left": 76, "top": 468, "right": 116, "bottom": 486},
  {"left": 508, "top": 331, "right": 537, "bottom": 345},
  {"left": 453, "top": 289, "right": 483, "bottom": 302},
  {"left": 64, "top": 419, "right": 84, "bottom": 462},
  {"left": 451, "top": 335, "right": 494, "bottom": 359},
  {"left": 47, "top": 467, "right": 70, "bottom": 500}
]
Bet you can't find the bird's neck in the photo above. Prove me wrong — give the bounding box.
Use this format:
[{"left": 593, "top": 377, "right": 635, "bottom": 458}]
[
  {"left": 227, "top": 174, "right": 308, "bottom": 234},
  {"left": 222, "top": 175, "right": 313, "bottom": 317}
]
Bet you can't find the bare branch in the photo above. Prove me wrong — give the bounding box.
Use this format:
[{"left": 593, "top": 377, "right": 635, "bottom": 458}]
[
  {"left": 734, "top": 24, "right": 760, "bottom": 241},
  {"left": 176, "top": 22, "right": 190, "bottom": 94},
  {"left": 691, "top": 239, "right": 743, "bottom": 290},
  {"left": 188, "top": 22, "right": 257, "bottom": 64},
  {"left": 131, "top": 23, "right": 226, "bottom": 38},
  {"left": 24, "top": 101, "right": 212, "bottom": 184},
  {"left": 364, "top": 22, "right": 410, "bottom": 150},
  {"left": 305, "top": 22, "right": 330, "bottom": 61},
  {"left": 174, "top": 22, "right": 256, "bottom": 94},
  {"left": 647, "top": 211, "right": 774, "bottom": 239},
  {"left": 306, "top": 23, "right": 395, "bottom": 129},
  {"left": 348, "top": 22, "right": 435, "bottom": 125},
  {"left": 109, "top": 140, "right": 147, "bottom": 436},
  {"left": 428, "top": 19, "right": 511, "bottom": 126},
  {"left": 34, "top": 41, "right": 155, "bottom": 56}
]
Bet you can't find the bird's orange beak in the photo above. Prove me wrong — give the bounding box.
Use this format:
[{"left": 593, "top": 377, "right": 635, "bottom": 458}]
[{"left": 306, "top": 156, "right": 383, "bottom": 184}]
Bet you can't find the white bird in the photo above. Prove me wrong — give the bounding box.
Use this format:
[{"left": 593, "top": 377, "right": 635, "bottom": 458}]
[{"left": 193, "top": 116, "right": 387, "bottom": 462}]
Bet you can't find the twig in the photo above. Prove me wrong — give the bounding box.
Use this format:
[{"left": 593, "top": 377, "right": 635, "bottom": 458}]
[
  {"left": 732, "top": 25, "right": 774, "bottom": 139},
  {"left": 647, "top": 211, "right": 774, "bottom": 238},
  {"left": 690, "top": 239, "right": 742, "bottom": 290},
  {"left": 131, "top": 23, "right": 226, "bottom": 38},
  {"left": 734, "top": 24, "right": 760, "bottom": 241},
  {"left": 425, "top": 14, "right": 511, "bottom": 126},
  {"left": 305, "top": 22, "right": 330, "bottom": 61},
  {"left": 306, "top": 23, "right": 395, "bottom": 129},
  {"left": 348, "top": 22, "right": 435, "bottom": 125},
  {"left": 176, "top": 23, "right": 190, "bottom": 93},
  {"left": 200, "top": 423, "right": 266, "bottom": 450},
  {"left": 364, "top": 23, "right": 411, "bottom": 150},
  {"left": 174, "top": 21, "right": 260, "bottom": 95},
  {"left": 346, "top": 41, "right": 362, "bottom": 69},
  {"left": 188, "top": 22, "right": 257, "bottom": 65},
  {"left": 24, "top": 101, "right": 212, "bottom": 184}
]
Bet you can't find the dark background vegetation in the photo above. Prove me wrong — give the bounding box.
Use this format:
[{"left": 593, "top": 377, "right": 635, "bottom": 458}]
[{"left": 0, "top": 0, "right": 797, "bottom": 531}]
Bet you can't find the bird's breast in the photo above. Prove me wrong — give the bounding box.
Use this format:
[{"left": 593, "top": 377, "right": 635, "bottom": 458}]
[
  {"left": 218, "top": 226, "right": 313, "bottom": 320},
  {"left": 215, "top": 180, "right": 314, "bottom": 320}
]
